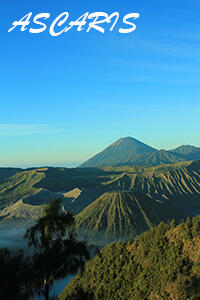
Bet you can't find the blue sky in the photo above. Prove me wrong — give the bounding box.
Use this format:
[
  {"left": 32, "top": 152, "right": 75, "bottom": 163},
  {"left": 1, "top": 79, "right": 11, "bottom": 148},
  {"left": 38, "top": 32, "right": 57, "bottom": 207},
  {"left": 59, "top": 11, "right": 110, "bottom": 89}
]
[{"left": 0, "top": 0, "right": 200, "bottom": 167}]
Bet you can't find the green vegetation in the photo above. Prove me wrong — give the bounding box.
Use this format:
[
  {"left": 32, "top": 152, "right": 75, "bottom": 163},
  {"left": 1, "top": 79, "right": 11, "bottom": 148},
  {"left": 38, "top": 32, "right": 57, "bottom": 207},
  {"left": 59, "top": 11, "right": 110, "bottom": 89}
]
[
  {"left": 0, "top": 168, "right": 22, "bottom": 181},
  {"left": 0, "top": 200, "right": 90, "bottom": 300},
  {"left": 0, "top": 169, "right": 45, "bottom": 209},
  {"left": 59, "top": 217, "right": 200, "bottom": 300}
]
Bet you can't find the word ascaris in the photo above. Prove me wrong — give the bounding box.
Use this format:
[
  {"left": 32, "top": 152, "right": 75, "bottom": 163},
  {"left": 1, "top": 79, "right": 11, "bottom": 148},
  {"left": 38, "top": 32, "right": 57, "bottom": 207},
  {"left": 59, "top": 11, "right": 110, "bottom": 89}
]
[{"left": 8, "top": 11, "right": 140, "bottom": 36}]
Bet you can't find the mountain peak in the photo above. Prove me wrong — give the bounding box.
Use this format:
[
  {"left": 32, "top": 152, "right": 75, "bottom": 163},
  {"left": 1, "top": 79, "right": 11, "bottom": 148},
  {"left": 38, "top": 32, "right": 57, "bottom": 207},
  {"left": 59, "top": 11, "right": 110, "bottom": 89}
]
[
  {"left": 110, "top": 136, "right": 144, "bottom": 146},
  {"left": 113, "top": 136, "right": 137, "bottom": 142},
  {"left": 80, "top": 137, "right": 156, "bottom": 168},
  {"left": 79, "top": 138, "right": 200, "bottom": 168}
]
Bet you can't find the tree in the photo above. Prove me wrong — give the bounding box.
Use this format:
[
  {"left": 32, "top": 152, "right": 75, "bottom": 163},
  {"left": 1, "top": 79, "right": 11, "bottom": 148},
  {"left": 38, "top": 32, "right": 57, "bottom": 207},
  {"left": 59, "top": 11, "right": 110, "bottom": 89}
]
[
  {"left": 0, "top": 248, "right": 31, "bottom": 300},
  {"left": 25, "top": 198, "right": 89, "bottom": 300}
]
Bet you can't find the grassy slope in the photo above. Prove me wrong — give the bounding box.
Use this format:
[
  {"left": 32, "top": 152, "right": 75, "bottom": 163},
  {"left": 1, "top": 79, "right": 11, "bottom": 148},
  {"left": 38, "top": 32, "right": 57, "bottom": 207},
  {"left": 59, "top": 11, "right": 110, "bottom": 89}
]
[
  {"left": 0, "top": 168, "right": 22, "bottom": 181},
  {"left": 59, "top": 217, "right": 200, "bottom": 300},
  {"left": 0, "top": 170, "right": 45, "bottom": 209},
  {"left": 76, "top": 191, "right": 183, "bottom": 243}
]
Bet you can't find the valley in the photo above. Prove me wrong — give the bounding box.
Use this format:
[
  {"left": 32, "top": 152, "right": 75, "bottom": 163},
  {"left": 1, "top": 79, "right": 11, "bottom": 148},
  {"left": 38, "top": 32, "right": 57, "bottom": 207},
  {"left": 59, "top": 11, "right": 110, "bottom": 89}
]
[{"left": 1, "top": 158, "right": 200, "bottom": 246}]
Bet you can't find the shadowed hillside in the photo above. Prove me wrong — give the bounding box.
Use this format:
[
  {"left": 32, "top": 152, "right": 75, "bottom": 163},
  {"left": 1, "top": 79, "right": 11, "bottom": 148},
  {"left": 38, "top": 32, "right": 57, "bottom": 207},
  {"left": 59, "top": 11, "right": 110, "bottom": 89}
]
[
  {"left": 0, "top": 168, "right": 22, "bottom": 182},
  {"left": 0, "top": 167, "right": 114, "bottom": 210}
]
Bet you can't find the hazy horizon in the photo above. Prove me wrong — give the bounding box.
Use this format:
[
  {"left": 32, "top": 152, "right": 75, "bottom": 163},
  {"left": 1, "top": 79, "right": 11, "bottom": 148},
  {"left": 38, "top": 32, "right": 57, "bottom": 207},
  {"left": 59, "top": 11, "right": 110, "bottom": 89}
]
[{"left": 1, "top": 136, "right": 200, "bottom": 168}]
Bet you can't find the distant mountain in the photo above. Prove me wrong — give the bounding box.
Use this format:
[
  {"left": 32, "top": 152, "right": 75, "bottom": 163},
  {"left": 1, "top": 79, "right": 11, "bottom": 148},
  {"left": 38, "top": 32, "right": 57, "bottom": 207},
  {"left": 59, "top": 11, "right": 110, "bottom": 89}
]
[
  {"left": 171, "top": 145, "right": 199, "bottom": 154},
  {"left": 170, "top": 145, "right": 200, "bottom": 161},
  {"left": 80, "top": 137, "right": 200, "bottom": 167},
  {"left": 80, "top": 137, "right": 156, "bottom": 168}
]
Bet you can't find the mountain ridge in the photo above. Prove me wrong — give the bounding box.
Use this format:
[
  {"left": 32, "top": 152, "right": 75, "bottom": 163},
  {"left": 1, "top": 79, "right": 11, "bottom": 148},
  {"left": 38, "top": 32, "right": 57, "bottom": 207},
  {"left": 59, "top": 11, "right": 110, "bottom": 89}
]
[
  {"left": 80, "top": 137, "right": 200, "bottom": 168},
  {"left": 1, "top": 161, "right": 200, "bottom": 244}
]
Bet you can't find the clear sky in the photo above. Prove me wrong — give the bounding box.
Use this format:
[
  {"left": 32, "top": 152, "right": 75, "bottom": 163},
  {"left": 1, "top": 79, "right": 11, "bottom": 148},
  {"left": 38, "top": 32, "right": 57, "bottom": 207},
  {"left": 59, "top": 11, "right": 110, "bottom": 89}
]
[{"left": 0, "top": 0, "right": 200, "bottom": 167}]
